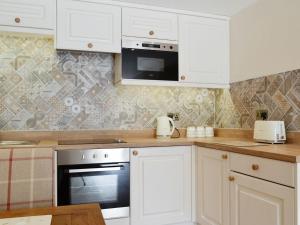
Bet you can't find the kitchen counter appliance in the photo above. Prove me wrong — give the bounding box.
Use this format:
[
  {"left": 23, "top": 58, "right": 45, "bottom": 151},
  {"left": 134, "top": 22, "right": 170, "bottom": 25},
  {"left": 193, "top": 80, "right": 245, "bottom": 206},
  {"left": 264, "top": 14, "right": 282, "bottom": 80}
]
[
  {"left": 116, "top": 38, "right": 178, "bottom": 82},
  {"left": 156, "top": 116, "right": 175, "bottom": 138},
  {"left": 56, "top": 148, "right": 130, "bottom": 220},
  {"left": 254, "top": 120, "right": 286, "bottom": 144}
]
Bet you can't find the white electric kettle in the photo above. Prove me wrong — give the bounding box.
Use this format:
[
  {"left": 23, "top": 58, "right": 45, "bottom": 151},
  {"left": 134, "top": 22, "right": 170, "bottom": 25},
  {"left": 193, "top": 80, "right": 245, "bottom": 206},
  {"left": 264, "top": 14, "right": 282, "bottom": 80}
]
[{"left": 156, "top": 116, "right": 175, "bottom": 138}]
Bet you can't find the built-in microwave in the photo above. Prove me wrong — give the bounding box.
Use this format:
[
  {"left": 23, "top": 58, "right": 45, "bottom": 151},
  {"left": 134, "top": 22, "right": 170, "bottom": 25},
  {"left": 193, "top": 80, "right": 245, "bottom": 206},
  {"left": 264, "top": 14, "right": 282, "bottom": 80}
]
[{"left": 115, "top": 38, "right": 178, "bottom": 82}]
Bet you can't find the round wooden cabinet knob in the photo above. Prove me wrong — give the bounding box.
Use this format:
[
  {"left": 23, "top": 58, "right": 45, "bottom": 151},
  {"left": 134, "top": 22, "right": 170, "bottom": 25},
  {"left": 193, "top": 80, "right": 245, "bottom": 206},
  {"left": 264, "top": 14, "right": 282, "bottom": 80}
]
[
  {"left": 222, "top": 154, "right": 228, "bottom": 160},
  {"left": 252, "top": 164, "right": 259, "bottom": 171},
  {"left": 15, "top": 17, "right": 21, "bottom": 23},
  {"left": 228, "top": 176, "right": 235, "bottom": 182},
  {"left": 149, "top": 30, "right": 154, "bottom": 36},
  {"left": 132, "top": 150, "right": 138, "bottom": 156},
  {"left": 87, "top": 43, "right": 93, "bottom": 48},
  {"left": 180, "top": 75, "right": 186, "bottom": 81}
]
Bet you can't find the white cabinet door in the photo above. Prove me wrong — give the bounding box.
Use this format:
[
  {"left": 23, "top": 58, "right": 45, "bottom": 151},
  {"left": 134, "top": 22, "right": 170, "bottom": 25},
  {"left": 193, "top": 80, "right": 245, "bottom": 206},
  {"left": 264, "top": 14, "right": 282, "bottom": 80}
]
[
  {"left": 179, "top": 15, "right": 229, "bottom": 86},
  {"left": 197, "top": 148, "right": 229, "bottom": 225},
  {"left": 130, "top": 146, "right": 192, "bottom": 225},
  {"left": 230, "top": 172, "right": 295, "bottom": 225},
  {"left": 122, "top": 7, "right": 178, "bottom": 41},
  {"left": 0, "top": 0, "right": 54, "bottom": 30},
  {"left": 56, "top": 0, "right": 121, "bottom": 53}
]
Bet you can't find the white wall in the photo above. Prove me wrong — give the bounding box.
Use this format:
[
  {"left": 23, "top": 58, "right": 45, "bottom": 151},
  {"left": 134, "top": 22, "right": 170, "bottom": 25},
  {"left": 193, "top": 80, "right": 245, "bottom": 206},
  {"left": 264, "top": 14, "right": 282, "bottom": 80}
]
[
  {"left": 230, "top": 0, "right": 300, "bottom": 82},
  {"left": 115, "top": 0, "right": 257, "bottom": 16}
]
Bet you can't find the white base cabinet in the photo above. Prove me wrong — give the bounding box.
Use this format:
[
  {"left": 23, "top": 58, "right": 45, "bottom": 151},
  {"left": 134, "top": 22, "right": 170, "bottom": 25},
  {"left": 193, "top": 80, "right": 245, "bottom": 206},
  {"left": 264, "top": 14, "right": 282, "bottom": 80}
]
[
  {"left": 196, "top": 148, "right": 296, "bottom": 225},
  {"left": 229, "top": 172, "right": 295, "bottom": 225},
  {"left": 196, "top": 148, "right": 229, "bottom": 225},
  {"left": 130, "top": 146, "right": 192, "bottom": 225}
]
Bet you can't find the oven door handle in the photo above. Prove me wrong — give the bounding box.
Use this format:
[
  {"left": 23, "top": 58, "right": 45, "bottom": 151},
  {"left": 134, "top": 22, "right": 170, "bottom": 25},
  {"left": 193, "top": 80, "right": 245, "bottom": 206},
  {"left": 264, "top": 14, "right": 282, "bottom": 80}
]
[{"left": 68, "top": 167, "right": 122, "bottom": 173}]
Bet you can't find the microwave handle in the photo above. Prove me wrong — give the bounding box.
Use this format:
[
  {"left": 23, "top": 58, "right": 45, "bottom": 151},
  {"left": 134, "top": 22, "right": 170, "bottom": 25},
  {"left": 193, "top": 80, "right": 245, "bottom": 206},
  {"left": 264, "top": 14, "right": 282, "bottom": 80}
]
[{"left": 68, "top": 167, "right": 121, "bottom": 173}]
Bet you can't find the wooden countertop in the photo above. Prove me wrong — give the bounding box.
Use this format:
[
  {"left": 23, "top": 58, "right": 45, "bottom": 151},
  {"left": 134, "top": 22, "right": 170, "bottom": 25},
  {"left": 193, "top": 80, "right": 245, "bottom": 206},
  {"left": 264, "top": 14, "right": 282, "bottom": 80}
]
[
  {"left": 0, "top": 204, "right": 105, "bottom": 225},
  {"left": 52, "top": 137, "right": 300, "bottom": 163},
  {"left": 1, "top": 136, "right": 300, "bottom": 163}
]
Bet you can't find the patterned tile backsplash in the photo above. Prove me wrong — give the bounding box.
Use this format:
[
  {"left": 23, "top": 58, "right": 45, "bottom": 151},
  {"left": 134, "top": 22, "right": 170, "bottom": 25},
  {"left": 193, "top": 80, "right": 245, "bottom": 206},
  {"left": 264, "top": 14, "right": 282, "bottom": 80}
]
[
  {"left": 0, "top": 33, "right": 299, "bottom": 131},
  {"left": 216, "top": 70, "right": 300, "bottom": 131},
  {"left": 0, "top": 33, "right": 215, "bottom": 130}
]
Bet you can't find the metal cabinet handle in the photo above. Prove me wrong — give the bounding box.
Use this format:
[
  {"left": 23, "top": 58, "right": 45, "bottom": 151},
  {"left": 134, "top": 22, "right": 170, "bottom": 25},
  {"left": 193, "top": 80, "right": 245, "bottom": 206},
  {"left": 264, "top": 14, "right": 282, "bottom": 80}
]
[
  {"left": 228, "top": 176, "right": 235, "bottom": 182},
  {"left": 87, "top": 43, "right": 93, "bottom": 48},
  {"left": 68, "top": 167, "right": 121, "bottom": 173},
  {"left": 15, "top": 17, "right": 21, "bottom": 23},
  {"left": 149, "top": 30, "right": 154, "bottom": 36},
  {"left": 252, "top": 164, "right": 259, "bottom": 171},
  {"left": 132, "top": 150, "right": 138, "bottom": 156},
  {"left": 222, "top": 154, "right": 228, "bottom": 160}
]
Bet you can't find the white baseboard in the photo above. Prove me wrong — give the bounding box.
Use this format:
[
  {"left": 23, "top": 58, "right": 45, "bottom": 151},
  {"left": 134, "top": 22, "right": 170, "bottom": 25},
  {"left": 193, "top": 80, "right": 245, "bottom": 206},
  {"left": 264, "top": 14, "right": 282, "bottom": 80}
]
[
  {"left": 104, "top": 218, "right": 195, "bottom": 225},
  {"left": 105, "top": 217, "right": 130, "bottom": 225}
]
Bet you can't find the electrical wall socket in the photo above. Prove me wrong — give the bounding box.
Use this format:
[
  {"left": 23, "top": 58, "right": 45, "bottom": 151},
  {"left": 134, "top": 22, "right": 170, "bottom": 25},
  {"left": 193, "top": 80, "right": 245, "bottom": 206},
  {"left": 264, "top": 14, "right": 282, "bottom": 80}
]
[
  {"left": 256, "top": 110, "right": 268, "bottom": 120},
  {"left": 167, "top": 113, "right": 180, "bottom": 121}
]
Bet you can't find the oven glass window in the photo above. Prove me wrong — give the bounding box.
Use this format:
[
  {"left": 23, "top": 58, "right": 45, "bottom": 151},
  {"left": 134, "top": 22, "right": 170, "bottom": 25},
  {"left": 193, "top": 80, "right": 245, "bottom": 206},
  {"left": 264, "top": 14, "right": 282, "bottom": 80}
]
[
  {"left": 70, "top": 174, "right": 118, "bottom": 205},
  {"left": 57, "top": 163, "right": 130, "bottom": 210},
  {"left": 137, "top": 57, "right": 165, "bottom": 72}
]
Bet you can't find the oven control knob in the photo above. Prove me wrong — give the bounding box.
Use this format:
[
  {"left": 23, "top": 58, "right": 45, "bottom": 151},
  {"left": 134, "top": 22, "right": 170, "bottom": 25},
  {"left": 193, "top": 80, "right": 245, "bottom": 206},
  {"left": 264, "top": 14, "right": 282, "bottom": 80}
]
[
  {"left": 81, "top": 154, "right": 85, "bottom": 160},
  {"left": 93, "top": 154, "right": 97, "bottom": 159},
  {"left": 104, "top": 154, "right": 109, "bottom": 158}
]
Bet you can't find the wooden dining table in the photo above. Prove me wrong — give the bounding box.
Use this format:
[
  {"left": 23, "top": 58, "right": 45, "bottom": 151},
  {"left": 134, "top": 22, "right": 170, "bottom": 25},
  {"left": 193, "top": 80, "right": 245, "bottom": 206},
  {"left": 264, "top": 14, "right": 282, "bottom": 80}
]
[{"left": 0, "top": 204, "right": 106, "bottom": 225}]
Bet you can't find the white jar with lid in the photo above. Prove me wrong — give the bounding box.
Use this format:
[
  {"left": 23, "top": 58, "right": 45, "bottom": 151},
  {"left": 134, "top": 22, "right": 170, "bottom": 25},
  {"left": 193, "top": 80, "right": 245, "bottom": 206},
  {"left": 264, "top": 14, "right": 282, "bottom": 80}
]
[
  {"left": 205, "top": 127, "right": 214, "bottom": 137},
  {"left": 186, "top": 126, "right": 196, "bottom": 138},
  {"left": 195, "top": 126, "right": 205, "bottom": 137}
]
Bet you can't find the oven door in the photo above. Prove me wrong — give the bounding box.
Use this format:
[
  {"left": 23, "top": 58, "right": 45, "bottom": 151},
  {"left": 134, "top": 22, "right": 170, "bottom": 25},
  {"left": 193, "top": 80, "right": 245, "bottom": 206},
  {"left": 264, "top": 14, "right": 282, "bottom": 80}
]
[
  {"left": 57, "top": 162, "right": 130, "bottom": 219},
  {"left": 122, "top": 48, "right": 178, "bottom": 81}
]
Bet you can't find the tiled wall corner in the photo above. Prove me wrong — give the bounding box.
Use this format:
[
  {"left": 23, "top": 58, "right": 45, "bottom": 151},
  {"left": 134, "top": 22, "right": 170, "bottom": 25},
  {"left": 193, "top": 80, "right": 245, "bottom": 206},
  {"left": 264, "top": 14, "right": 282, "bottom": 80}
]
[{"left": 216, "top": 70, "right": 300, "bottom": 131}]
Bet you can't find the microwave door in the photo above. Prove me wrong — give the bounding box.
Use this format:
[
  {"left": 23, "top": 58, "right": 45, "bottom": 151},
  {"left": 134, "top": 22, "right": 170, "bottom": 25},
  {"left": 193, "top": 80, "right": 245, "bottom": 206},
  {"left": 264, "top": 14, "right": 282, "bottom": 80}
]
[{"left": 122, "top": 48, "right": 178, "bottom": 81}]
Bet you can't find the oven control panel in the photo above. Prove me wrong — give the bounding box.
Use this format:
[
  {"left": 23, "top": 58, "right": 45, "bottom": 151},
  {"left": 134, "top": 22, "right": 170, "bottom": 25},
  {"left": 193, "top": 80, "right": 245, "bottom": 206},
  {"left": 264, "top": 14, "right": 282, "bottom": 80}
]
[{"left": 57, "top": 148, "right": 130, "bottom": 165}]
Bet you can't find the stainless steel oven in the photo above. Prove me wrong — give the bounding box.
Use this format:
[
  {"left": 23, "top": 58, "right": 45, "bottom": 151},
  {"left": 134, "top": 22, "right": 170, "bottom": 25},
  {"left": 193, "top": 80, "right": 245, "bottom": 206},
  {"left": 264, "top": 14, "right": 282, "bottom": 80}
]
[
  {"left": 120, "top": 38, "right": 178, "bottom": 81},
  {"left": 56, "top": 148, "right": 130, "bottom": 219}
]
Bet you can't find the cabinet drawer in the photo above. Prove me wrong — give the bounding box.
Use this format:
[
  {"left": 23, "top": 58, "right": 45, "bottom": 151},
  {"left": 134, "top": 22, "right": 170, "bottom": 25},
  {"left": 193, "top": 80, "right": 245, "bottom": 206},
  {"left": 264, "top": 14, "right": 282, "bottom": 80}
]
[
  {"left": 230, "top": 153, "right": 295, "bottom": 187},
  {"left": 0, "top": 0, "right": 54, "bottom": 30},
  {"left": 122, "top": 7, "right": 178, "bottom": 41}
]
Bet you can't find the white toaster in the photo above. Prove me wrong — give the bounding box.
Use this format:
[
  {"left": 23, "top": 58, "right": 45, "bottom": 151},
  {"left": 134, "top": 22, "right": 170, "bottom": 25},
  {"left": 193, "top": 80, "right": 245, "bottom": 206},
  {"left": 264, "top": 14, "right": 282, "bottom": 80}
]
[{"left": 254, "top": 121, "right": 286, "bottom": 144}]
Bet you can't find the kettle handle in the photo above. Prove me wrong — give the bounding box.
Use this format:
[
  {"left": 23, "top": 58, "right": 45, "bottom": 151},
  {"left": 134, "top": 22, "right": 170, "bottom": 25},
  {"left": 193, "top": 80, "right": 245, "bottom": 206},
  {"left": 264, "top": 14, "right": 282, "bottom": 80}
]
[{"left": 168, "top": 117, "right": 175, "bottom": 136}]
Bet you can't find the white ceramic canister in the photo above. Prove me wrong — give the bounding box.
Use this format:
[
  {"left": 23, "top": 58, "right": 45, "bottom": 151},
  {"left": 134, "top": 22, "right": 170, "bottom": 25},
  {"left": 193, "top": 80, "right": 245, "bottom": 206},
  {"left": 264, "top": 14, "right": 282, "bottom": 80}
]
[
  {"left": 195, "top": 126, "right": 206, "bottom": 137},
  {"left": 205, "top": 127, "right": 214, "bottom": 137},
  {"left": 186, "top": 126, "right": 196, "bottom": 138}
]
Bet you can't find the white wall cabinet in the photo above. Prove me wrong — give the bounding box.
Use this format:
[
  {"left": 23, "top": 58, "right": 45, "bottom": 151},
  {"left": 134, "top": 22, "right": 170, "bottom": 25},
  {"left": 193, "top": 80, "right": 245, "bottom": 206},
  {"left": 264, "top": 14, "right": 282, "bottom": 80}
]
[
  {"left": 0, "top": 0, "right": 54, "bottom": 33},
  {"left": 56, "top": 0, "right": 121, "bottom": 53},
  {"left": 197, "top": 148, "right": 230, "bottom": 225},
  {"left": 179, "top": 15, "right": 229, "bottom": 87},
  {"left": 229, "top": 172, "right": 295, "bottom": 225},
  {"left": 122, "top": 7, "right": 178, "bottom": 41},
  {"left": 130, "top": 146, "right": 192, "bottom": 225}
]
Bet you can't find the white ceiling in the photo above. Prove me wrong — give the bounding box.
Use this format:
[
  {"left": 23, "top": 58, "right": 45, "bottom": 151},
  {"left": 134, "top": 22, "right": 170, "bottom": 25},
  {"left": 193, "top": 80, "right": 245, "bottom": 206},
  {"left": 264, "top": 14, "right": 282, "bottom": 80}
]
[{"left": 114, "top": 0, "right": 258, "bottom": 16}]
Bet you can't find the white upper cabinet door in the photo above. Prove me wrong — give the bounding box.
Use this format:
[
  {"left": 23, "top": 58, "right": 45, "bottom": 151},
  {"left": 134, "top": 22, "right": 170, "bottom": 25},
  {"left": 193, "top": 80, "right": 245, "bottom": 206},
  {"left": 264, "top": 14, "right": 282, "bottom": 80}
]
[
  {"left": 179, "top": 15, "right": 229, "bottom": 87},
  {"left": 230, "top": 172, "right": 295, "bottom": 225},
  {"left": 197, "top": 148, "right": 230, "bottom": 225},
  {"left": 0, "top": 0, "right": 54, "bottom": 30},
  {"left": 122, "top": 7, "right": 178, "bottom": 41},
  {"left": 130, "top": 146, "right": 192, "bottom": 225},
  {"left": 56, "top": 0, "right": 121, "bottom": 53}
]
